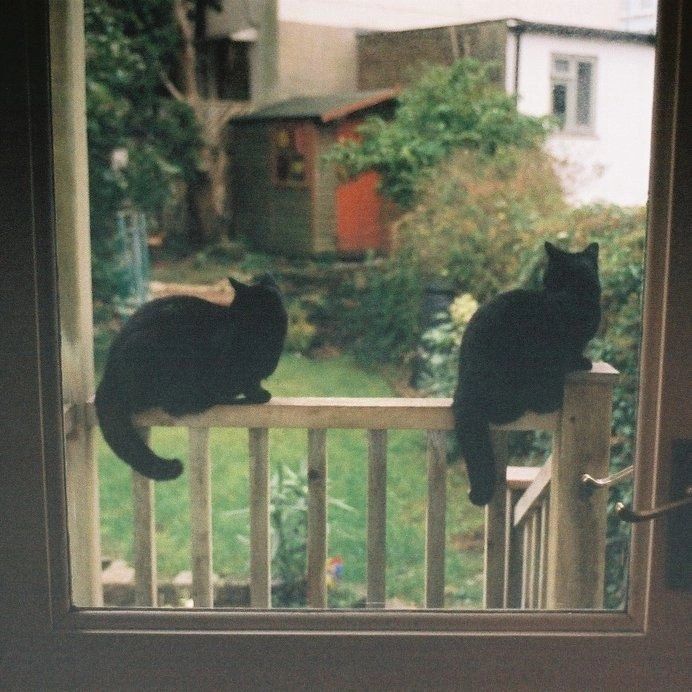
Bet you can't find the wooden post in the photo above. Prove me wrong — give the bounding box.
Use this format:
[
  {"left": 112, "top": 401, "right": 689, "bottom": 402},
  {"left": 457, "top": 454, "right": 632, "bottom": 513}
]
[
  {"left": 188, "top": 427, "right": 213, "bottom": 607},
  {"left": 484, "top": 431, "right": 509, "bottom": 608},
  {"left": 367, "top": 430, "right": 387, "bottom": 608},
  {"left": 132, "top": 439, "right": 157, "bottom": 607},
  {"left": 49, "top": 1, "right": 102, "bottom": 607},
  {"left": 425, "top": 430, "right": 447, "bottom": 608},
  {"left": 249, "top": 428, "right": 271, "bottom": 608},
  {"left": 307, "top": 429, "right": 327, "bottom": 608},
  {"left": 546, "top": 365, "right": 618, "bottom": 609}
]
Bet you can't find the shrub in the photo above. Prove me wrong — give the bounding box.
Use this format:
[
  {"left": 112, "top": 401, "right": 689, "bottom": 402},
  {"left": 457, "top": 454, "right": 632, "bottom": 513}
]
[
  {"left": 327, "top": 59, "right": 551, "bottom": 209},
  {"left": 270, "top": 463, "right": 355, "bottom": 608},
  {"left": 393, "top": 146, "right": 567, "bottom": 303},
  {"left": 407, "top": 204, "right": 645, "bottom": 609},
  {"left": 285, "top": 302, "right": 317, "bottom": 355}
]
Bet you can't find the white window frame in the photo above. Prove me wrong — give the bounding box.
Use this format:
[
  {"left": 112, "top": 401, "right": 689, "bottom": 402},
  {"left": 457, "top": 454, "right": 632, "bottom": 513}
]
[{"left": 551, "top": 53, "right": 597, "bottom": 135}]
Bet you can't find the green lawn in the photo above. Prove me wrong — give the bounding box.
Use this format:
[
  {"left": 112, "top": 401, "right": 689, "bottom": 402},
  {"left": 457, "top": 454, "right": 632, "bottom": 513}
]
[{"left": 98, "top": 353, "right": 485, "bottom": 607}]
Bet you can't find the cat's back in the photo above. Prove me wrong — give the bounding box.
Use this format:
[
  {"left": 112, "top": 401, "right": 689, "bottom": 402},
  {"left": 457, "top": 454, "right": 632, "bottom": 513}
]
[
  {"left": 108, "top": 295, "right": 232, "bottom": 361},
  {"left": 465, "top": 287, "right": 547, "bottom": 337}
]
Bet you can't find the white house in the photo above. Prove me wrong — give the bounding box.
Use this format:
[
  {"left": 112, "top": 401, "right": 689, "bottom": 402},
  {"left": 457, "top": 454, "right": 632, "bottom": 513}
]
[
  {"left": 357, "top": 19, "right": 655, "bottom": 206},
  {"left": 204, "top": 2, "right": 656, "bottom": 207},
  {"left": 505, "top": 21, "right": 655, "bottom": 206}
]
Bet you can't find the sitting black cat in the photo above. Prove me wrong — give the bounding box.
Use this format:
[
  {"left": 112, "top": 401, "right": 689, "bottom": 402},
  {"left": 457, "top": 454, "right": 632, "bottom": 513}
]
[
  {"left": 452, "top": 242, "right": 601, "bottom": 506},
  {"left": 95, "top": 274, "right": 287, "bottom": 480}
]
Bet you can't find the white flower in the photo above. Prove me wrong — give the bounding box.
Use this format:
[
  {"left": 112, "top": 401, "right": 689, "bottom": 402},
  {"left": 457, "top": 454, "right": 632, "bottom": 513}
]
[{"left": 449, "top": 293, "right": 479, "bottom": 327}]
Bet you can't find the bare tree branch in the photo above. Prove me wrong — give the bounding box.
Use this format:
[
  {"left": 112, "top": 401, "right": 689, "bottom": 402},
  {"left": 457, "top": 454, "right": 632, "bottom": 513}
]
[{"left": 160, "top": 71, "right": 186, "bottom": 102}]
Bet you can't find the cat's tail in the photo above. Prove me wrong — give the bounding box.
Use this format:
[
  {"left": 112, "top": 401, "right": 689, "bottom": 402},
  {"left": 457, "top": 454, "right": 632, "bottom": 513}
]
[
  {"left": 95, "top": 382, "right": 183, "bottom": 481},
  {"left": 452, "top": 392, "right": 496, "bottom": 506}
]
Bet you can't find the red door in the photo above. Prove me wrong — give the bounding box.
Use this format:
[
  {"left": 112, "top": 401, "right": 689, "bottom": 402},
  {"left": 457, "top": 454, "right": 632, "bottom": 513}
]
[{"left": 335, "top": 120, "right": 385, "bottom": 254}]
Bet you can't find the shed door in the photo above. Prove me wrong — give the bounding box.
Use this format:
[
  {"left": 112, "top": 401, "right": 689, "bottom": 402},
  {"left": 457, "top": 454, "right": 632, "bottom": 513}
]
[{"left": 335, "top": 120, "right": 385, "bottom": 254}]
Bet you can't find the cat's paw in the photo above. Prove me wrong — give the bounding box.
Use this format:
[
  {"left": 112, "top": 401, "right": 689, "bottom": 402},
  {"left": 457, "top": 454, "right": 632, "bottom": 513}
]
[
  {"left": 573, "top": 356, "right": 592, "bottom": 371},
  {"left": 245, "top": 387, "right": 271, "bottom": 404}
]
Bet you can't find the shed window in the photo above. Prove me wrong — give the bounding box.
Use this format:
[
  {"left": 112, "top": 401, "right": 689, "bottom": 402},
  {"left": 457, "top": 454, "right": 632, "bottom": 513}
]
[
  {"left": 272, "top": 124, "right": 310, "bottom": 187},
  {"left": 550, "top": 55, "right": 596, "bottom": 134}
]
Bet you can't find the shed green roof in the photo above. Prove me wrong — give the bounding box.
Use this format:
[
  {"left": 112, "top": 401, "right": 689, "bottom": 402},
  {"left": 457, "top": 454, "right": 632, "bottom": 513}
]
[{"left": 231, "top": 88, "right": 398, "bottom": 124}]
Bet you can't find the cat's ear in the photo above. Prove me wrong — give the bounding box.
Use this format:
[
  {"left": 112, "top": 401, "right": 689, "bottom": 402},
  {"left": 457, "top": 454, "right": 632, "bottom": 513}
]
[
  {"left": 585, "top": 242, "right": 599, "bottom": 260},
  {"left": 228, "top": 277, "right": 246, "bottom": 293},
  {"left": 544, "top": 241, "right": 559, "bottom": 259}
]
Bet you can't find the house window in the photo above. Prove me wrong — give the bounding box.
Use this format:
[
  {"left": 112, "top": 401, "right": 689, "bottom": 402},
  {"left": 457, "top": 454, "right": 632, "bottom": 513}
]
[
  {"left": 271, "top": 124, "right": 310, "bottom": 187},
  {"left": 199, "top": 38, "right": 250, "bottom": 100},
  {"left": 551, "top": 55, "right": 596, "bottom": 134}
]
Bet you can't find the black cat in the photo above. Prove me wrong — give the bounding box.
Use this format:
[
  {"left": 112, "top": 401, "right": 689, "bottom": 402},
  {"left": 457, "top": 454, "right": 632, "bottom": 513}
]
[
  {"left": 95, "top": 274, "right": 287, "bottom": 480},
  {"left": 452, "top": 242, "right": 601, "bottom": 506}
]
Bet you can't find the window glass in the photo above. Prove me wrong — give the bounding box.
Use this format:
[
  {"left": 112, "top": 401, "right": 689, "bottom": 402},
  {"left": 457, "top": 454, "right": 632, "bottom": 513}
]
[
  {"left": 58, "top": 0, "right": 653, "bottom": 615},
  {"left": 552, "top": 82, "right": 567, "bottom": 126},
  {"left": 273, "top": 125, "right": 308, "bottom": 186},
  {"left": 576, "top": 61, "right": 593, "bottom": 126}
]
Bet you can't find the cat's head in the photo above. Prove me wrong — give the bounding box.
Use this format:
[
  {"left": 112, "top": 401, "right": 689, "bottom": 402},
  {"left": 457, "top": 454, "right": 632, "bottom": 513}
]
[
  {"left": 228, "top": 274, "right": 284, "bottom": 307},
  {"left": 543, "top": 241, "right": 600, "bottom": 295}
]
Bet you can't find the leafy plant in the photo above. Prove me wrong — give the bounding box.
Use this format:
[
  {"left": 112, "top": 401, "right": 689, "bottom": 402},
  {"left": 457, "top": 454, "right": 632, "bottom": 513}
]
[
  {"left": 327, "top": 59, "right": 552, "bottom": 208},
  {"left": 85, "top": 0, "right": 202, "bottom": 300},
  {"left": 270, "top": 463, "right": 355, "bottom": 608}
]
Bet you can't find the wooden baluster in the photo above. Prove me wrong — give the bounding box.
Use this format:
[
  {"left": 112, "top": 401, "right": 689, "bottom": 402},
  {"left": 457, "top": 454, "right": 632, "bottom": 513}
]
[
  {"left": 484, "top": 431, "right": 509, "bottom": 608},
  {"left": 249, "top": 428, "right": 271, "bottom": 608},
  {"left": 521, "top": 520, "right": 532, "bottom": 609},
  {"left": 538, "top": 499, "right": 549, "bottom": 609},
  {"left": 307, "top": 429, "right": 327, "bottom": 608},
  {"left": 425, "top": 430, "right": 447, "bottom": 608},
  {"left": 504, "top": 487, "right": 524, "bottom": 609},
  {"left": 530, "top": 509, "right": 541, "bottom": 608},
  {"left": 546, "top": 366, "right": 617, "bottom": 609},
  {"left": 367, "top": 429, "right": 387, "bottom": 608},
  {"left": 132, "top": 428, "right": 156, "bottom": 606},
  {"left": 188, "top": 427, "right": 213, "bottom": 607}
]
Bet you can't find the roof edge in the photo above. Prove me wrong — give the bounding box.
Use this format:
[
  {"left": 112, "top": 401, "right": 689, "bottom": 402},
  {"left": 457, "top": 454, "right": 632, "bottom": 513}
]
[
  {"left": 320, "top": 87, "right": 399, "bottom": 123},
  {"left": 506, "top": 18, "right": 655, "bottom": 44}
]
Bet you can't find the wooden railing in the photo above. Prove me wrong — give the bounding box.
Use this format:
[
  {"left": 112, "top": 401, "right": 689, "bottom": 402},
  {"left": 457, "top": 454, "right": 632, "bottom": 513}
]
[{"left": 75, "top": 363, "right": 618, "bottom": 609}]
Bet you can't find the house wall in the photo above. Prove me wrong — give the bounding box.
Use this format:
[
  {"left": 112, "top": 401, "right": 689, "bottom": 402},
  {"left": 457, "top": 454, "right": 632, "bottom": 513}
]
[
  {"left": 278, "top": 23, "right": 357, "bottom": 97},
  {"left": 507, "top": 31, "right": 654, "bottom": 206},
  {"left": 230, "top": 122, "right": 314, "bottom": 255},
  {"left": 357, "top": 22, "right": 507, "bottom": 90}
]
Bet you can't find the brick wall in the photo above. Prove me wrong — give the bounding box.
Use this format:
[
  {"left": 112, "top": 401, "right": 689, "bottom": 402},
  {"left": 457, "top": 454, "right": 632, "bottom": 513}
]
[{"left": 357, "top": 21, "right": 508, "bottom": 90}]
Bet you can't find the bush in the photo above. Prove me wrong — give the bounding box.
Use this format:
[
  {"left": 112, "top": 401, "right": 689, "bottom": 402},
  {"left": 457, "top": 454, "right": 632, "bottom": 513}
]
[
  {"left": 327, "top": 59, "right": 551, "bottom": 209},
  {"left": 404, "top": 204, "right": 645, "bottom": 609},
  {"left": 285, "top": 302, "right": 317, "bottom": 355},
  {"left": 394, "top": 146, "right": 567, "bottom": 303},
  {"left": 329, "top": 251, "right": 424, "bottom": 367}
]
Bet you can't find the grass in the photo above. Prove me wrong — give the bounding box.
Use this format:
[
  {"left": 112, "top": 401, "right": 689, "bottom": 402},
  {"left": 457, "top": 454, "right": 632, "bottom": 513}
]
[{"left": 98, "top": 352, "right": 485, "bottom": 608}]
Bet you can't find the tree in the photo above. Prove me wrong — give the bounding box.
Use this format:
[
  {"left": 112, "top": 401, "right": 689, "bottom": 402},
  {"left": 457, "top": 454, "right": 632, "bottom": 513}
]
[
  {"left": 327, "top": 59, "right": 552, "bottom": 209},
  {"left": 85, "top": 0, "right": 203, "bottom": 298},
  {"left": 166, "top": 0, "right": 250, "bottom": 245}
]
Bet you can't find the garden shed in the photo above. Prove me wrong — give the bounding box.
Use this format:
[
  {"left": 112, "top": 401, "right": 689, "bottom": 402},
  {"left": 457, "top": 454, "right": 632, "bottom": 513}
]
[{"left": 228, "top": 89, "right": 397, "bottom": 257}]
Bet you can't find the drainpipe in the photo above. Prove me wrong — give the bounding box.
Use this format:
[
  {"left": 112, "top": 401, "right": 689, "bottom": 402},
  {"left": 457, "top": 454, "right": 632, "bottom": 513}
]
[{"left": 506, "top": 20, "right": 525, "bottom": 103}]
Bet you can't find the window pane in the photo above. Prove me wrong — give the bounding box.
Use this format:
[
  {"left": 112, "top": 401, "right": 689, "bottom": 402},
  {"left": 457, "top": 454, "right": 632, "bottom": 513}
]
[
  {"left": 552, "top": 82, "right": 567, "bottom": 126},
  {"left": 576, "top": 62, "right": 593, "bottom": 126},
  {"left": 56, "top": 0, "right": 652, "bottom": 615},
  {"left": 553, "top": 58, "right": 570, "bottom": 73}
]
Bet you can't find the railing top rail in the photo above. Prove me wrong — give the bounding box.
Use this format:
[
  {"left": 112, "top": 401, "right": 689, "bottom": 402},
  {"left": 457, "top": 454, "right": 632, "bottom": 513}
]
[{"left": 132, "top": 397, "right": 559, "bottom": 431}]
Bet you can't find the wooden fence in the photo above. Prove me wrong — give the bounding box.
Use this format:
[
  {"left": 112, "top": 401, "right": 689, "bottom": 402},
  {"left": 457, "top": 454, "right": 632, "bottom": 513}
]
[{"left": 71, "top": 363, "right": 618, "bottom": 609}]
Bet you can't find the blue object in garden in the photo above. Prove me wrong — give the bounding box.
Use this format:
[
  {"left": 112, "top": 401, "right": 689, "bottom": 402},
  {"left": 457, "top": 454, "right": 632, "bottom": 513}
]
[{"left": 116, "top": 208, "right": 150, "bottom": 307}]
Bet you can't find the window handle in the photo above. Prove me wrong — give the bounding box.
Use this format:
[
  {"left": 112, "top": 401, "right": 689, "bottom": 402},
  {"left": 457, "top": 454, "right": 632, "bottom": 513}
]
[
  {"left": 615, "top": 486, "right": 692, "bottom": 523},
  {"left": 581, "top": 466, "right": 633, "bottom": 489}
]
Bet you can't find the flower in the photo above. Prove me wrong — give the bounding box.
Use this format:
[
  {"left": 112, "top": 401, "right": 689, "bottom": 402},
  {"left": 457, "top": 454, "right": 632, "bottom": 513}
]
[{"left": 449, "top": 293, "right": 479, "bottom": 327}]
